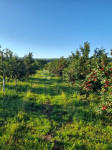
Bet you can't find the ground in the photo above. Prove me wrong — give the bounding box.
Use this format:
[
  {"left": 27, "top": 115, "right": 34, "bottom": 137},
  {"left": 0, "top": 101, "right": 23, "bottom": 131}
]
[{"left": 0, "top": 71, "right": 112, "bottom": 150}]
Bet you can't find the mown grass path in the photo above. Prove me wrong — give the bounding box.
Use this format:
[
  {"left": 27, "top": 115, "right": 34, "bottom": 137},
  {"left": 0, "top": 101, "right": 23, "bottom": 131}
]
[{"left": 0, "top": 71, "right": 112, "bottom": 150}]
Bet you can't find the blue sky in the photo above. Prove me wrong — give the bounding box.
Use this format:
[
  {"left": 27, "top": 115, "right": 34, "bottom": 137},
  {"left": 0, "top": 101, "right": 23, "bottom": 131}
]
[{"left": 0, "top": 0, "right": 112, "bottom": 58}]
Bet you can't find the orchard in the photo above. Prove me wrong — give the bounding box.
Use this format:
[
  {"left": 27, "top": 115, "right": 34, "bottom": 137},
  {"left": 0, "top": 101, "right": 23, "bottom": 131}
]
[
  {"left": 46, "top": 42, "right": 112, "bottom": 115},
  {"left": 82, "top": 59, "right": 112, "bottom": 114}
]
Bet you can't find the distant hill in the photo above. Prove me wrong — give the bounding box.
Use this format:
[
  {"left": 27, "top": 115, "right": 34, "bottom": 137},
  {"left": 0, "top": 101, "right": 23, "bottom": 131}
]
[
  {"left": 34, "top": 58, "right": 60, "bottom": 62},
  {"left": 19, "top": 56, "right": 112, "bottom": 62}
]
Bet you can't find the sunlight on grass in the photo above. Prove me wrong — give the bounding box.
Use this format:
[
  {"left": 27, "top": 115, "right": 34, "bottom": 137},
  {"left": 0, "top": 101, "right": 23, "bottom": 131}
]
[{"left": 0, "top": 70, "right": 112, "bottom": 150}]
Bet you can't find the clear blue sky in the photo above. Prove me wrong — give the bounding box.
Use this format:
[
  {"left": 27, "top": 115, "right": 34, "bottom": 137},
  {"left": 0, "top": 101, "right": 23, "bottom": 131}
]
[{"left": 0, "top": 0, "right": 112, "bottom": 58}]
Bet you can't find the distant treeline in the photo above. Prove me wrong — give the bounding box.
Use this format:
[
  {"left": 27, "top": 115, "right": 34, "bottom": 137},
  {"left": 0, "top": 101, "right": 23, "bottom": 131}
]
[
  {"left": 34, "top": 58, "right": 57, "bottom": 69},
  {"left": 108, "top": 57, "right": 112, "bottom": 62},
  {"left": 36, "top": 56, "right": 112, "bottom": 66}
]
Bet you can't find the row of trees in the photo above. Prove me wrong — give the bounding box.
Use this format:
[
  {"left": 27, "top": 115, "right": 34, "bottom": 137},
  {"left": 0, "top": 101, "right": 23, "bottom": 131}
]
[
  {"left": 0, "top": 46, "right": 36, "bottom": 92},
  {"left": 35, "top": 59, "right": 48, "bottom": 70},
  {"left": 45, "top": 42, "right": 111, "bottom": 83},
  {"left": 45, "top": 42, "right": 112, "bottom": 114},
  {"left": 45, "top": 57, "right": 68, "bottom": 77}
]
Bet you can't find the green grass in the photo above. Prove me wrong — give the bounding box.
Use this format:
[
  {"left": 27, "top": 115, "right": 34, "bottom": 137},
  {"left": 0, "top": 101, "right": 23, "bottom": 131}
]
[{"left": 0, "top": 70, "right": 112, "bottom": 150}]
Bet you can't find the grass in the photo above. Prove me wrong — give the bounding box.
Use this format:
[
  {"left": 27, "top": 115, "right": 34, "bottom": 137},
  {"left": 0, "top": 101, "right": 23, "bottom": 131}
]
[{"left": 0, "top": 70, "right": 112, "bottom": 150}]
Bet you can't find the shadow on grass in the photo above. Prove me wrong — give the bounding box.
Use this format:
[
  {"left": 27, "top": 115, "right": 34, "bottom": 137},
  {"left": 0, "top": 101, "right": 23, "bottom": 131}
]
[
  {"left": 0, "top": 94, "right": 23, "bottom": 125},
  {"left": 22, "top": 99, "right": 99, "bottom": 149},
  {"left": 29, "top": 77, "right": 64, "bottom": 85},
  {"left": 30, "top": 85, "right": 78, "bottom": 96},
  {"left": 6, "top": 84, "right": 31, "bottom": 92},
  {"left": 29, "top": 77, "right": 80, "bottom": 96},
  {"left": 5, "top": 82, "right": 77, "bottom": 96},
  {"left": 0, "top": 93, "right": 108, "bottom": 149},
  {"left": 24, "top": 99, "right": 98, "bottom": 128}
]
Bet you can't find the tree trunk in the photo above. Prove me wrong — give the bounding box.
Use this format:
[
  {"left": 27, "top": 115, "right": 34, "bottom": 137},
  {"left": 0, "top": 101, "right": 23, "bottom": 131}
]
[
  {"left": 15, "top": 77, "right": 17, "bottom": 86},
  {"left": 45, "top": 81, "right": 47, "bottom": 95},
  {"left": 3, "top": 77, "right": 5, "bottom": 92}
]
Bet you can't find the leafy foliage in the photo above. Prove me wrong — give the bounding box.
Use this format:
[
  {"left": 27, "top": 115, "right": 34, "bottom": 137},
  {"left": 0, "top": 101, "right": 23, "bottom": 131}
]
[
  {"left": 46, "top": 42, "right": 112, "bottom": 114},
  {"left": 23, "top": 52, "right": 36, "bottom": 79},
  {"left": 46, "top": 57, "right": 68, "bottom": 77},
  {"left": 0, "top": 47, "right": 37, "bottom": 91}
]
